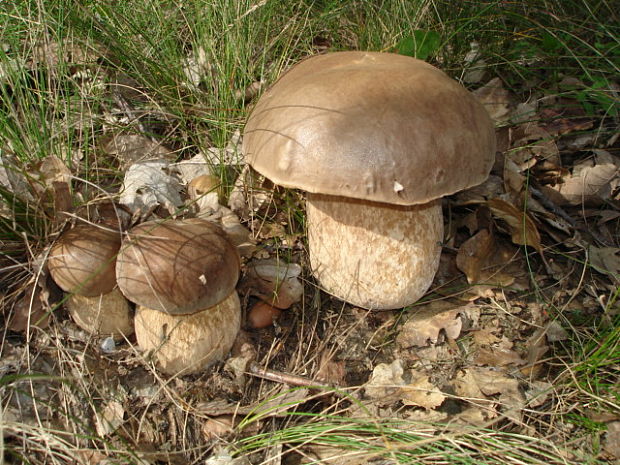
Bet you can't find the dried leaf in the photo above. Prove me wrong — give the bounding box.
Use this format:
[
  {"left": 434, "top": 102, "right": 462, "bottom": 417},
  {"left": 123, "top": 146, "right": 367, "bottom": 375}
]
[
  {"left": 0, "top": 153, "right": 33, "bottom": 200},
  {"left": 401, "top": 375, "right": 446, "bottom": 410},
  {"left": 396, "top": 301, "right": 466, "bottom": 348},
  {"left": 174, "top": 153, "right": 212, "bottom": 184},
  {"left": 487, "top": 198, "right": 542, "bottom": 252},
  {"left": 550, "top": 150, "right": 620, "bottom": 206},
  {"left": 202, "top": 415, "right": 235, "bottom": 441},
  {"left": 509, "top": 122, "right": 560, "bottom": 166},
  {"left": 9, "top": 272, "right": 62, "bottom": 332},
  {"left": 101, "top": 133, "right": 172, "bottom": 165},
  {"left": 521, "top": 327, "right": 549, "bottom": 378},
  {"left": 472, "top": 77, "right": 511, "bottom": 122},
  {"left": 365, "top": 360, "right": 444, "bottom": 409},
  {"left": 454, "top": 175, "right": 504, "bottom": 204},
  {"left": 95, "top": 400, "right": 125, "bottom": 436},
  {"left": 119, "top": 159, "right": 183, "bottom": 217},
  {"left": 545, "top": 321, "right": 569, "bottom": 342},
  {"left": 603, "top": 421, "right": 620, "bottom": 461},
  {"left": 456, "top": 229, "right": 495, "bottom": 284},
  {"left": 452, "top": 367, "right": 524, "bottom": 422},
  {"left": 589, "top": 246, "right": 620, "bottom": 277},
  {"left": 456, "top": 229, "right": 518, "bottom": 289},
  {"left": 525, "top": 380, "right": 553, "bottom": 408},
  {"left": 228, "top": 165, "right": 271, "bottom": 219},
  {"left": 474, "top": 346, "right": 525, "bottom": 367},
  {"left": 364, "top": 359, "right": 406, "bottom": 405}
]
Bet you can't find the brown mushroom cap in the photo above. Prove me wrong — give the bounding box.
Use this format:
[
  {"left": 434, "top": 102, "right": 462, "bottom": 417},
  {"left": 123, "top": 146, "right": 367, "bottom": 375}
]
[
  {"left": 243, "top": 51, "right": 495, "bottom": 205},
  {"left": 48, "top": 224, "right": 121, "bottom": 296},
  {"left": 116, "top": 218, "right": 240, "bottom": 315}
]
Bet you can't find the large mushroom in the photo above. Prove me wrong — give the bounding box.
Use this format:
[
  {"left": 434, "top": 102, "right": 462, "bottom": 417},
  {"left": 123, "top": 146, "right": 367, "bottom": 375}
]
[
  {"left": 243, "top": 51, "right": 495, "bottom": 310},
  {"left": 116, "top": 218, "right": 241, "bottom": 375},
  {"left": 48, "top": 223, "right": 134, "bottom": 337}
]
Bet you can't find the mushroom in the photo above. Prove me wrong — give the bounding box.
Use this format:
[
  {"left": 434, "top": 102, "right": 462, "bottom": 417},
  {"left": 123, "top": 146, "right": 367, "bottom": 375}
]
[
  {"left": 116, "top": 218, "right": 241, "bottom": 374},
  {"left": 243, "top": 51, "right": 495, "bottom": 310},
  {"left": 48, "top": 224, "right": 121, "bottom": 296},
  {"left": 48, "top": 223, "right": 134, "bottom": 335}
]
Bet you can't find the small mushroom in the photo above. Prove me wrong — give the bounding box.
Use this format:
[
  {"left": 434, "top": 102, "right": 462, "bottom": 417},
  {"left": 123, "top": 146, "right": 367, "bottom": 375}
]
[
  {"left": 48, "top": 224, "right": 121, "bottom": 296},
  {"left": 243, "top": 52, "right": 495, "bottom": 309},
  {"left": 116, "top": 218, "right": 241, "bottom": 374},
  {"left": 48, "top": 223, "right": 133, "bottom": 334},
  {"left": 247, "top": 301, "right": 282, "bottom": 329}
]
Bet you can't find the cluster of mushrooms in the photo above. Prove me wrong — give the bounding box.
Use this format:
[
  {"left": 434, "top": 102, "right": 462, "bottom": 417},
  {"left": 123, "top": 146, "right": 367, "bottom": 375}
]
[
  {"left": 48, "top": 216, "right": 241, "bottom": 376},
  {"left": 46, "top": 51, "right": 495, "bottom": 376}
]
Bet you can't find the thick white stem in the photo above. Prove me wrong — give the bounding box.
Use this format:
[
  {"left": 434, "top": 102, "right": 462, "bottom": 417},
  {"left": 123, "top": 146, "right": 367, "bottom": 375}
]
[{"left": 307, "top": 193, "right": 443, "bottom": 309}]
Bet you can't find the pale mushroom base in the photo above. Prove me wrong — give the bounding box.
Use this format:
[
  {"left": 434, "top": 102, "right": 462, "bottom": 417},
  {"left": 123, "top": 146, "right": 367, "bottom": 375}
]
[
  {"left": 307, "top": 193, "right": 443, "bottom": 310},
  {"left": 67, "top": 288, "right": 134, "bottom": 337},
  {"left": 134, "top": 292, "right": 241, "bottom": 375}
]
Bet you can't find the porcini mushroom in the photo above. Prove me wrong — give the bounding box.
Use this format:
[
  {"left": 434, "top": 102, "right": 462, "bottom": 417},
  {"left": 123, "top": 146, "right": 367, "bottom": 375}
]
[
  {"left": 243, "top": 52, "right": 495, "bottom": 310},
  {"left": 48, "top": 223, "right": 134, "bottom": 335},
  {"left": 116, "top": 218, "right": 241, "bottom": 374},
  {"left": 48, "top": 224, "right": 121, "bottom": 296}
]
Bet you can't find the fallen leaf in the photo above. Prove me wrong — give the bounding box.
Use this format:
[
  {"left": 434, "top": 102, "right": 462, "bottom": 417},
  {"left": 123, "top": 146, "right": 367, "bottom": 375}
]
[
  {"left": 589, "top": 246, "right": 620, "bottom": 277},
  {"left": 364, "top": 360, "right": 445, "bottom": 409},
  {"left": 521, "top": 327, "right": 549, "bottom": 378},
  {"left": 364, "top": 359, "right": 407, "bottom": 405},
  {"left": 474, "top": 346, "right": 525, "bottom": 367},
  {"left": 456, "top": 229, "right": 518, "bottom": 289},
  {"left": 487, "top": 198, "right": 542, "bottom": 252},
  {"left": 452, "top": 367, "right": 524, "bottom": 422},
  {"left": 0, "top": 153, "right": 33, "bottom": 201},
  {"left": 509, "top": 122, "right": 560, "bottom": 166},
  {"left": 396, "top": 300, "right": 467, "bottom": 348},
  {"left": 174, "top": 153, "right": 213, "bottom": 184},
  {"left": 228, "top": 165, "right": 271, "bottom": 219},
  {"left": 550, "top": 150, "right": 620, "bottom": 206},
  {"left": 202, "top": 415, "right": 235, "bottom": 441},
  {"left": 603, "top": 421, "right": 620, "bottom": 462},
  {"left": 9, "top": 270, "right": 62, "bottom": 332},
  {"left": 101, "top": 133, "right": 172, "bottom": 166},
  {"left": 401, "top": 375, "right": 446, "bottom": 410},
  {"left": 454, "top": 175, "right": 504, "bottom": 204},
  {"left": 545, "top": 320, "right": 569, "bottom": 342},
  {"left": 95, "top": 400, "right": 125, "bottom": 436},
  {"left": 472, "top": 77, "right": 512, "bottom": 122},
  {"left": 525, "top": 380, "right": 553, "bottom": 408},
  {"left": 119, "top": 159, "right": 184, "bottom": 217}
]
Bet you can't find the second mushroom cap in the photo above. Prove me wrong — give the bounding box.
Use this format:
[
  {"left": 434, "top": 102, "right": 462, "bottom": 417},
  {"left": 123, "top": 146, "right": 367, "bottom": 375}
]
[{"left": 116, "top": 218, "right": 240, "bottom": 315}]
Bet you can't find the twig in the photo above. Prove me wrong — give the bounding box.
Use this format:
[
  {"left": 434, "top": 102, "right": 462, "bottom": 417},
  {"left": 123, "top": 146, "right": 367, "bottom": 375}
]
[{"left": 247, "top": 362, "right": 334, "bottom": 389}]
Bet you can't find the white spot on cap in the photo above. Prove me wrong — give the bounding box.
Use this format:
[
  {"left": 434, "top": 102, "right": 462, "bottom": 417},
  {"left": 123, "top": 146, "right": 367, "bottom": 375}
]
[
  {"left": 199, "top": 274, "right": 207, "bottom": 285},
  {"left": 393, "top": 181, "right": 404, "bottom": 193}
]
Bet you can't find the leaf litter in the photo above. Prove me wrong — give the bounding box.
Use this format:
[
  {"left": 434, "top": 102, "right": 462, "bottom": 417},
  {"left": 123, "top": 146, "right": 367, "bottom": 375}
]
[{"left": 1, "top": 49, "right": 619, "bottom": 465}]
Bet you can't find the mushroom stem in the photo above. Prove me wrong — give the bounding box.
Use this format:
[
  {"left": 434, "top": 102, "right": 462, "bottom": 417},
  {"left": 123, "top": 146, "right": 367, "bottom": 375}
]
[
  {"left": 134, "top": 291, "right": 241, "bottom": 375},
  {"left": 306, "top": 193, "right": 443, "bottom": 310}
]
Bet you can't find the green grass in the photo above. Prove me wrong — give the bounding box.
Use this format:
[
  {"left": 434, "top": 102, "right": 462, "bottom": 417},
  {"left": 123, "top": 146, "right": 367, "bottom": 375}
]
[{"left": 1, "top": 0, "right": 619, "bottom": 463}]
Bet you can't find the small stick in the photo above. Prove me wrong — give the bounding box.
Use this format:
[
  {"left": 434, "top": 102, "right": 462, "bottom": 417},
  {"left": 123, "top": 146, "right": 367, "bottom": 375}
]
[{"left": 247, "top": 362, "right": 333, "bottom": 389}]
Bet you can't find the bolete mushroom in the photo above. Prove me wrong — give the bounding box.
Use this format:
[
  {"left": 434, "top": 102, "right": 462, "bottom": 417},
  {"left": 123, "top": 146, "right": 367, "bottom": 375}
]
[
  {"left": 243, "top": 51, "right": 495, "bottom": 309},
  {"left": 49, "top": 223, "right": 134, "bottom": 336},
  {"left": 116, "top": 218, "right": 241, "bottom": 374},
  {"left": 48, "top": 224, "right": 121, "bottom": 296}
]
